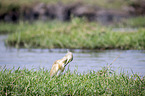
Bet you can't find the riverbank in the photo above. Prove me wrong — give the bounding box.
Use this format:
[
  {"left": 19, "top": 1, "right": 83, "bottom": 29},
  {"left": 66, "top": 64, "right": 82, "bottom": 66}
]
[
  {"left": 4, "top": 19, "right": 145, "bottom": 50},
  {"left": 1, "top": 34, "right": 145, "bottom": 76},
  {"left": 0, "top": 0, "right": 145, "bottom": 23},
  {"left": 0, "top": 22, "right": 19, "bottom": 34},
  {"left": 0, "top": 67, "right": 144, "bottom": 95}
]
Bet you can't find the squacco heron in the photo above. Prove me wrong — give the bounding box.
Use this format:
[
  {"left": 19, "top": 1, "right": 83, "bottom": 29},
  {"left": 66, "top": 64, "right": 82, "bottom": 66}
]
[{"left": 50, "top": 51, "right": 73, "bottom": 77}]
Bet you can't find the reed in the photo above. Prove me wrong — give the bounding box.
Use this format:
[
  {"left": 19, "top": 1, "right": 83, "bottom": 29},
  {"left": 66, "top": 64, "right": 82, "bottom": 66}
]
[
  {"left": 118, "top": 16, "right": 145, "bottom": 28},
  {"left": 0, "top": 66, "right": 144, "bottom": 95},
  {"left": 5, "top": 19, "right": 145, "bottom": 49},
  {"left": 0, "top": 22, "right": 18, "bottom": 34}
]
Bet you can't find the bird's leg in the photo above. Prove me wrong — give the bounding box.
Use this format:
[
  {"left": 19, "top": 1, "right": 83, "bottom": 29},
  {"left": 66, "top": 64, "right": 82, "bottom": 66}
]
[
  {"left": 56, "top": 64, "right": 65, "bottom": 77},
  {"left": 56, "top": 70, "right": 62, "bottom": 77}
]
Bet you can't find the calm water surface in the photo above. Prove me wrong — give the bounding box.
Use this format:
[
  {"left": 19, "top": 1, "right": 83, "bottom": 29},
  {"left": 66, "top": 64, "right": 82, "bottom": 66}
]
[{"left": 0, "top": 35, "right": 145, "bottom": 76}]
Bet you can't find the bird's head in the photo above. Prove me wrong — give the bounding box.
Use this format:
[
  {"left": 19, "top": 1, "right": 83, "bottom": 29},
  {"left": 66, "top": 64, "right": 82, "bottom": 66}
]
[{"left": 63, "top": 51, "right": 73, "bottom": 67}]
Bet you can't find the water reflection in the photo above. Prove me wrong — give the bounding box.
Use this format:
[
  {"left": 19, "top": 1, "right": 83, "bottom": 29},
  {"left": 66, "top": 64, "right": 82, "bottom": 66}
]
[{"left": 0, "top": 35, "right": 145, "bottom": 76}]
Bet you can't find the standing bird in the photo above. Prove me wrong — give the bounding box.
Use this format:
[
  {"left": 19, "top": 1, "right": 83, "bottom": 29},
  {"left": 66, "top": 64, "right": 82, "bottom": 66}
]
[{"left": 50, "top": 51, "right": 73, "bottom": 77}]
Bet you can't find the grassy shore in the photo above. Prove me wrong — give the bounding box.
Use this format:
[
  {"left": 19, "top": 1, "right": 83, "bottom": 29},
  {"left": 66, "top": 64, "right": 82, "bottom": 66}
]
[
  {"left": 0, "top": 22, "right": 19, "bottom": 34},
  {"left": 0, "top": 66, "right": 144, "bottom": 95},
  {"left": 117, "top": 16, "right": 145, "bottom": 28},
  {"left": 5, "top": 18, "right": 145, "bottom": 50}
]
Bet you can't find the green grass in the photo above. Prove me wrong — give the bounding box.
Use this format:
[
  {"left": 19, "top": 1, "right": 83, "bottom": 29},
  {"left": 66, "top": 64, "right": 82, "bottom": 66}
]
[
  {"left": 115, "top": 16, "right": 145, "bottom": 28},
  {"left": 0, "top": 22, "right": 19, "bottom": 34},
  {"left": 121, "top": 16, "right": 145, "bottom": 28},
  {"left": 0, "top": 66, "right": 145, "bottom": 95},
  {"left": 5, "top": 18, "right": 145, "bottom": 50}
]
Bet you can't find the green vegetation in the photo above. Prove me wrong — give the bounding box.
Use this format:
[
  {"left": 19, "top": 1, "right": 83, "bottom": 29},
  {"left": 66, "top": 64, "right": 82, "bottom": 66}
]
[
  {"left": 121, "top": 16, "right": 145, "bottom": 28},
  {"left": 0, "top": 22, "right": 18, "bottom": 34},
  {"left": 0, "top": 66, "right": 144, "bottom": 95},
  {"left": 5, "top": 18, "right": 145, "bottom": 49},
  {"left": 115, "top": 16, "right": 145, "bottom": 28}
]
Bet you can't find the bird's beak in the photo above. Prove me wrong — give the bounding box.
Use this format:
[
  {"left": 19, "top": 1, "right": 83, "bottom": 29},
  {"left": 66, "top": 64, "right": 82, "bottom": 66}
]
[
  {"left": 64, "top": 58, "right": 71, "bottom": 67},
  {"left": 66, "top": 59, "right": 70, "bottom": 64}
]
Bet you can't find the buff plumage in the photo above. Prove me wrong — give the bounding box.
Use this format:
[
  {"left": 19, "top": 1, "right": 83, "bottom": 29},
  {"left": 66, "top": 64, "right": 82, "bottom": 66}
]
[{"left": 50, "top": 51, "right": 73, "bottom": 77}]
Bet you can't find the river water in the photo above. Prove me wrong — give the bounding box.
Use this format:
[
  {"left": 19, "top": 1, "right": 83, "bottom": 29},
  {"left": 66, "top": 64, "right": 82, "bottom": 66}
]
[{"left": 0, "top": 35, "right": 145, "bottom": 76}]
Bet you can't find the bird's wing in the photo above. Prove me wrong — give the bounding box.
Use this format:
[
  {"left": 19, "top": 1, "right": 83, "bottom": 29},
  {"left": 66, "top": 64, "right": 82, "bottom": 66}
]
[{"left": 50, "top": 64, "right": 59, "bottom": 77}]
